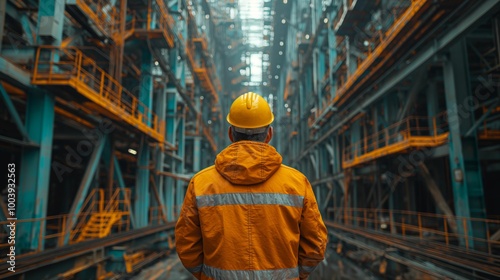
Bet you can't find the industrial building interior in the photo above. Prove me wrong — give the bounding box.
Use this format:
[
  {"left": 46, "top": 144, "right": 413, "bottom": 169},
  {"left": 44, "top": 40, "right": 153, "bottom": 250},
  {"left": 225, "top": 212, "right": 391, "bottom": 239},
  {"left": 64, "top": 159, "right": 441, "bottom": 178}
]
[{"left": 1, "top": 0, "right": 500, "bottom": 279}]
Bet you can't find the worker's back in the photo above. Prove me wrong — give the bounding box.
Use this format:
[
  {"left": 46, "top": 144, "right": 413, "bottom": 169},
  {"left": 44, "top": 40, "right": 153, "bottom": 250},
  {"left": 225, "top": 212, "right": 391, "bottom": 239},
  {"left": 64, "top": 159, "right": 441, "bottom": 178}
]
[{"left": 176, "top": 141, "right": 327, "bottom": 280}]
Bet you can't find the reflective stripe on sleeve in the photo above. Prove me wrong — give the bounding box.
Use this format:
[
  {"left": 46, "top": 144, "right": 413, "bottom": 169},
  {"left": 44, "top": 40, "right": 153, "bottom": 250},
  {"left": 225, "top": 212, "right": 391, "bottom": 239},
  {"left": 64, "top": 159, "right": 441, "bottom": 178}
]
[
  {"left": 196, "top": 193, "right": 304, "bottom": 208},
  {"left": 203, "top": 264, "right": 299, "bottom": 280},
  {"left": 186, "top": 264, "right": 203, "bottom": 273}
]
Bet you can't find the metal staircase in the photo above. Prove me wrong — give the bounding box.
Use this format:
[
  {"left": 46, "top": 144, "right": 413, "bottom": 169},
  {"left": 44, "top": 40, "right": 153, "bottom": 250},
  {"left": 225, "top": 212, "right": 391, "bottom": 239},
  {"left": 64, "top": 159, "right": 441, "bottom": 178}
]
[
  {"left": 71, "top": 188, "right": 130, "bottom": 243},
  {"left": 75, "top": 212, "right": 122, "bottom": 242}
]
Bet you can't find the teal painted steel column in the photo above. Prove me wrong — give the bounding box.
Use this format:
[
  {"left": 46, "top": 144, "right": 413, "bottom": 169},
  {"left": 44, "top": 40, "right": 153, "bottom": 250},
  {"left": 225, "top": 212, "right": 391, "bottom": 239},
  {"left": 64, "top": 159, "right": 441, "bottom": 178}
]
[
  {"left": 427, "top": 81, "right": 439, "bottom": 135},
  {"left": 155, "top": 86, "right": 167, "bottom": 218},
  {"left": 135, "top": 136, "right": 150, "bottom": 228},
  {"left": 134, "top": 48, "right": 153, "bottom": 228},
  {"left": 193, "top": 89, "right": 201, "bottom": 172},
  {"left": 328, "top": 23, "right": 337, "bottom": 100},
  {"left": 165, "top": 87, "right": 177, "bottom": 221},
  {"left": 139, "top": 48, "right": 153, "bottom": 126},
  {"left": 16, "top": 0, "right": 64, "bottom": 253},
  {"left": 176, "top": 110, "right": 186, "bottom": 212},
  {"left": 17, "top": 89, "right": 55, "bottom": 253},
  {"left": 443, "top": 40, "right": 487, "bottom": 250}
]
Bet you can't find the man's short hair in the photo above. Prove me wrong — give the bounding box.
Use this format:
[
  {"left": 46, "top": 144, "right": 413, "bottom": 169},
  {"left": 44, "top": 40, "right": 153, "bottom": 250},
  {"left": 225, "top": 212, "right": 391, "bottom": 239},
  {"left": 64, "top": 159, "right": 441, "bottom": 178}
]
[{"left": 231, "top": 126, "right": 269, "bottom": 142}]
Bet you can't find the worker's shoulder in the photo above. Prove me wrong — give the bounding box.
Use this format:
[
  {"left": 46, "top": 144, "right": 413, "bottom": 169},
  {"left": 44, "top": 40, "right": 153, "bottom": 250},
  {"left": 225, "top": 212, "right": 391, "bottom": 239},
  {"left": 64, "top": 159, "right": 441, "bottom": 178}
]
[
  {"left": 277, "top": 164, "right": 308, "bottom": 179},
  {"left": 191, "top": 165, "right": 217, "bottom": 180}
]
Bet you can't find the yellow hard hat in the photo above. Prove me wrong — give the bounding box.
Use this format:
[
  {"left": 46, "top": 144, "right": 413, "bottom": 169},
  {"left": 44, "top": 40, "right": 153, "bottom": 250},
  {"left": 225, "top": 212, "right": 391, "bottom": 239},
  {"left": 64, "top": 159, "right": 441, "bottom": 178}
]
[{"left": 226, "top": 92, "right": 274, "bottom": 130}]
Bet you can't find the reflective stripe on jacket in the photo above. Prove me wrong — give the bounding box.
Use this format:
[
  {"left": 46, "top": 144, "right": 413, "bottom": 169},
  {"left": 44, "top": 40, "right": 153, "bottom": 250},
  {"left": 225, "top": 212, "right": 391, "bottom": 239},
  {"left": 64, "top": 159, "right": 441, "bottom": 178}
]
[{"left": 175, "top": 141, "right": 327, "bottom": 280}]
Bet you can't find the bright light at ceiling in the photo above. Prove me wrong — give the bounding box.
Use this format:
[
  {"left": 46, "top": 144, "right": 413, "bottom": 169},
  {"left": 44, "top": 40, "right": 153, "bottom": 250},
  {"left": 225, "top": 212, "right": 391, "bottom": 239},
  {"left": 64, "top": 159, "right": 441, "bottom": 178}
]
[
  {"left": 238, "top": 0, "right": 265, "bottom": 85},
  {"left": 128, "top": 149, "right": 137, "bottom": 155}
]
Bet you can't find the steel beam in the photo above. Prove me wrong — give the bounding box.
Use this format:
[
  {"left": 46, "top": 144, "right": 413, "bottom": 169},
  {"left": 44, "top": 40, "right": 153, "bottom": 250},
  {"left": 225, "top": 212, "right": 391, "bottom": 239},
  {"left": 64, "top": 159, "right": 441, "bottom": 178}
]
[
  {"left": 17, "top": 90, "right": 55, "bottom": 253},
  {"left": 62, "top": 134, "right": 108, "bottom": 245},
  {"left": 294, "top": 0, "right": 500, "bottom": 164},
  {"left": 443, "top": 39, "right": 487, "bottom": 250}
]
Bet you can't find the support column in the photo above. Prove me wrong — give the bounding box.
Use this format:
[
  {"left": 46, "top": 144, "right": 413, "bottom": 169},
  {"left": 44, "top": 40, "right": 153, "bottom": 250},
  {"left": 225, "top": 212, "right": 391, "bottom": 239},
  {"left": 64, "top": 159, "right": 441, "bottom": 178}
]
[
  {"left": 134, "top": 48, "right": 153, "bottom": 228},
  {"left": 135, "top": 136, "right": 150, "bottom": 228},
  {"left": 176, "top": 108, "right": 186, "bottom": 214},
  {"left": 328, "top": 26, "right": 337, "bottom": 100},
  {"left": 155, "top": 86, "right": 167, "bottom": 218},
  {"left": 165, "top": 87, "right": 177, "bottom": 221},
  {"left": 443, "top": 39, "right": 487, "bottom": 250},
  {"left": 139, "top": 48, "right": 153, "bottom": 125},
  {"left": 16, "top": 0, "right": 64, "bottom": 253},
  {"left": 17, "top": 89, "right": 55, "bottom": 253},
  {"left": 427, "top": 81, "right": 439, "bottom": 135}
]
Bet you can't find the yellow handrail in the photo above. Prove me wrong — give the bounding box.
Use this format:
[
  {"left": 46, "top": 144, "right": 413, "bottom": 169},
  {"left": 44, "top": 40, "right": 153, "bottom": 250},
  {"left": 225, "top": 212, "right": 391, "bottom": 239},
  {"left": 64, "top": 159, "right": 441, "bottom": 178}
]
[
  {"left": 327, "top": 207, "right": 500, "bottom": 256},
  {"left": 32, "top": 47, "right": 165, "bottom": 143},
  {"left": 342, "top": 113, "right": 449, "bottom": 168}
]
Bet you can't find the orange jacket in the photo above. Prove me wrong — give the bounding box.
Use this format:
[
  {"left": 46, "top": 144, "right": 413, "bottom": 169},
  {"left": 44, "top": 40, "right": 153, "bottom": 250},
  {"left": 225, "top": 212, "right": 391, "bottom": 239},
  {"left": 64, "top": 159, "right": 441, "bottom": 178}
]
[{"left": 175, "top": 141, "right": 327, "bottom": 280}]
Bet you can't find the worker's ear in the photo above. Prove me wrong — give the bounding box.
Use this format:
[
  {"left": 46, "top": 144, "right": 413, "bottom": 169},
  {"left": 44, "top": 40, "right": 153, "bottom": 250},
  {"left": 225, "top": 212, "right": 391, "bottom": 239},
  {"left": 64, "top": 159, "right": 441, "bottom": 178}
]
[
  {"left": 264, "top": 126, "right": 273, "bottom": 143},
  {"left": 228, "top": 126, "right": 235, "bottom": 143}
]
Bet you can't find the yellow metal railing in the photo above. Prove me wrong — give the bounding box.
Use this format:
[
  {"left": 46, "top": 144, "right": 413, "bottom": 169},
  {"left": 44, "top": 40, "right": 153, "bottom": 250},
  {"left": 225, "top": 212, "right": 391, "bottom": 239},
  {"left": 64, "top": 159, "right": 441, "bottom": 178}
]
[
  {"left": 149, "top": 206, "right": 167, "bottom": 225},
  {"left": 32, "top": 47, "right": 165, "bottom": 143},
  {"left": 76, "top": 0, "right": 118, "bottom": 37},
  {"left": 315, "top": 0, "right": 429, "bottom": 127},
  {"left": 327, "top": 207, "right": 500, "bottom": 255},
  {"left": 0, "top": 188, "right": 131, "bottom": 255},
  {"left": 124, "top": 2, "right": 175, "bottom": 47},
  {"left": 479, "top": 129, "right": 500, "bottom": 140},
  {"left": 342, "top": 114, "right": 449, "bottom": 168},
  {"left": 72, "top": 188, "right": 131, "bottom": 242}
]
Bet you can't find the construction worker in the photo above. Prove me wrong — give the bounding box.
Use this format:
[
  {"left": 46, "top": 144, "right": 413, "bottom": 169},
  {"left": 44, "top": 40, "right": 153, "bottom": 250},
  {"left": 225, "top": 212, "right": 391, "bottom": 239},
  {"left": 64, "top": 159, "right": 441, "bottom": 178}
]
[{"left": 175, "top": 92, "right": 327, "bottom": 280}]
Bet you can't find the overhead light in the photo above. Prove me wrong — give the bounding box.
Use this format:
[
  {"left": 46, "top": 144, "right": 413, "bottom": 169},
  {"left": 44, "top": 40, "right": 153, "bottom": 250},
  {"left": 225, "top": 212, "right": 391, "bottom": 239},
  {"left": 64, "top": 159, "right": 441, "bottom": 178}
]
[
  {"left": 228, "top": 67, "right": 232, "bottom": 71},
  {"left": 363, "top": 40, "right": 369, "bottom": 47},
  {"left": 279, "top": 51, "right": 283, "bottom": 55},
  {"left": 200, "top": 96, "right": 205, "bottom": 100},
  {"left": 305, "top": 34, "right": 310, "bottom": 39},
  {"left": 274, "top": 75, "right": 279, "bottom": 79},
  {"left": 208, "top": 120, "right": 212, "bottom": 124},
  {"left": 205, "top": 14, "right": 210, "bottom": 19},
  {"left": 279, "top": 41, "right": 284, "bottom": 46},
  {"left": 281, "top": 19, "right": 286, "bottom": 24},
  {"left": 277, "top": 65, "right": 281, "bottom": 69},
  {"left": 154, "top": 61, "right": 159, "bottom": 66},
  {"left": 228, "top": 45, "right": 232, "bottom": 49},
  {"left": 128, "top": 149, "right": 137, "bottom": 155},
  {"left": 324, "top": 18, "right": 328, "bottom": 23},
  {"left": 283, "top": 0, "right": 287, "bottom": 3},
  {"left": 284, "top": 104, "right": 289, "bottom": 108}
]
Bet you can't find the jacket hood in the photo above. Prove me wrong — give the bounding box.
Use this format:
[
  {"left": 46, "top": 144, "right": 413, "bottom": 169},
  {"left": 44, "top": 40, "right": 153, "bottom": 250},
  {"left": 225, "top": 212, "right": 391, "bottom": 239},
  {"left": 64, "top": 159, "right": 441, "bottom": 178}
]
[{"left": 215, "top": 141, "right": 282, "bottom": 185}]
